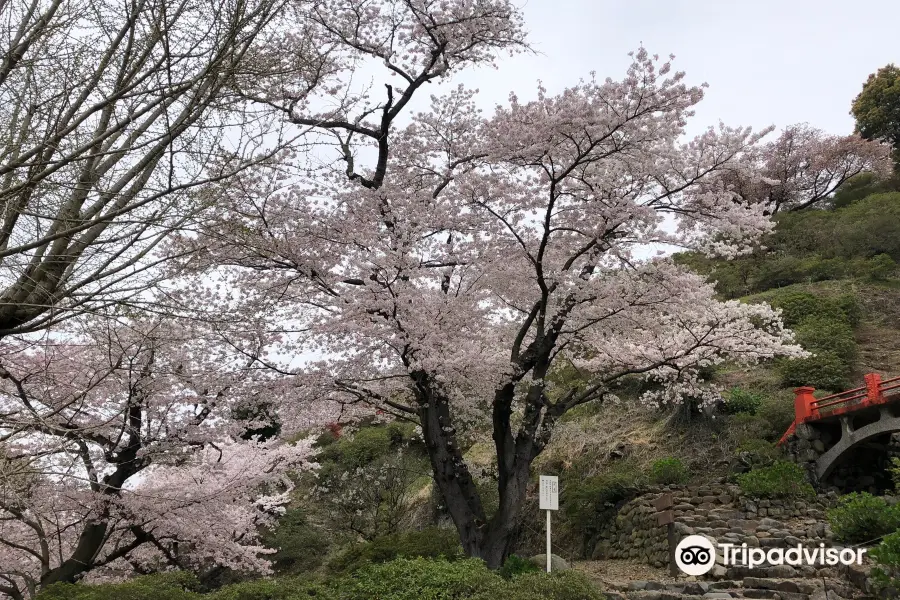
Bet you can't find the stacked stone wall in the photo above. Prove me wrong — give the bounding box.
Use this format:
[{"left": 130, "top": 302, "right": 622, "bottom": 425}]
[{"left": 592, "top": 483, "right": 841, "bottom": 579}]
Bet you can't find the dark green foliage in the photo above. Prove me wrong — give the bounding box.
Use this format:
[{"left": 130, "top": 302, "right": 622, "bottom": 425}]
[
  {"left": 36, "top": 573, "right": 203, "bottom": 600},
  {"left": 328, "top": 558, "right": 499, "bottom": 600},
  {"left": 765, "top": 291, "right": 861, "bottom": 328},
  {"left": 736, "top": 461, "right": 814, "bottom": 499},
  {"left": 870, "top": 530, "right": 900, "bottom": 593},
  {"left": 831, "top": 193, "right": 900, "bottom": 260},
  {"left": 318, "top": 426, "right": 396, "bottom": 472},
  {"left": 869, "top": 253, "right": 898, "bottom": 280},
  {"left": 759, "top": 290, "right": 861, "bottom": 391},
  {"left": 831, "top": 172, "right": 899, "bottom": 208},
  {"left": 206, "top": 577, "right": 333, "bottom": 600},
  {"left": 675, "top": 193, "right": 900, "bottom": 299},
  {"left": 315, "top": 422, "right": 421, "bottom": 475},
  {"left": 497, "top": 555, "right": 541, "bottom": 579},
  {"left": 260, "top": 507, "right": 330, "bottom": 574},
  {"left": 794, "top": 317, "right": 857, "bottom": 364},
  {"left": 852, "top": 63, "right": 900, "bottom": 167},
  {"left": 327, "top": 528, "right": 463, "bottom": 574},
  {"left": 756, "top": 392, "right": 797, "bottom": 436},
  {"left": 827, "top": 492, "right": 900, "bottom": 543},
  {"left": 778, "top": 352, "right": 852, "bottom": 392},
  {"left": 723, "top": 387, "right": 763, "bottom": 415},
  {"left": 35, "top": 558, "right": 605, "bottom": 600},
  {"left": 561, "top": 459, "right": 644, "bottom": 554},
  {"left": 735, "top": 438, "right": 780, "bottom": 469},
  {"left": 311, "top": 422, "right": 430, "bottom": 541},
  {"left": 649, "top": 457, "right": 688, "bottom": 485},
  {"left": 469, "top": 570, "right": 605, "bottom": 600}
]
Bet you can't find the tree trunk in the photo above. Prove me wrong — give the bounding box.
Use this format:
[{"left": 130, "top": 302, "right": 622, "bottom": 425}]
[
  {"left": 40, "top": 520, "right": 110, "bottom": 586},
  {"left": 419, "top": 393, "right": 533, "bottom": 568},
  {"left": 415, "top": 371, "right": 545, "bottom": 570},
  {"left": 433, "top": 456, "right": 530, "bottom": 569}
]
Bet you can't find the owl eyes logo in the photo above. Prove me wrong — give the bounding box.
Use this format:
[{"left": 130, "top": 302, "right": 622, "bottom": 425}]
[
  {"left": 680, "top": 545, "right": 711, "bottom": 565},
  {"left": 675, "top": 535, "right": 716, "bottom": 575}
]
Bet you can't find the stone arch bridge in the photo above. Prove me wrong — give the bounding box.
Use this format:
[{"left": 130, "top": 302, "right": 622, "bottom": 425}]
[{"left": 778, "top": 373, "right": 900, "bottom": 485}]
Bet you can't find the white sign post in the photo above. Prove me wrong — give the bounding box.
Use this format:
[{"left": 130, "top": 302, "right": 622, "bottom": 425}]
[{"left": 539, "top": 475, "right": 559, "bottom": 573}]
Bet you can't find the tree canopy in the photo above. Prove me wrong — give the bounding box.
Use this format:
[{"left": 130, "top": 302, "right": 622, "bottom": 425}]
[{"left": 852, "top": 63, "right": 900, "bottom": 168}]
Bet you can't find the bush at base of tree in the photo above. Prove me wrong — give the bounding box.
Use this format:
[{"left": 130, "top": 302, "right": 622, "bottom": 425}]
[
  {"left": 736, "top": 461, "right": 814, "bottom": 499},
  {"left": 327, "top": 528, "right": 464, "bottom": 574},
  {"left": 497, "top": 554, "right": 541, "bottom": 579},
  {"left": 826, "top": 492, "right": 900, "bottom": 543}
]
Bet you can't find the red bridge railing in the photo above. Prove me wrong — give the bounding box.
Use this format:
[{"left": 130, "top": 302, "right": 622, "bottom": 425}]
[{"left": 777, "top": 373, "right": 900, "bottom": 445}]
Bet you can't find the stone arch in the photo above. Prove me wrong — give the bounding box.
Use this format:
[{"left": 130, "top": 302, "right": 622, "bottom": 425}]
[{"left": 816, "top": 407, "right": 900, "bottom": 480}]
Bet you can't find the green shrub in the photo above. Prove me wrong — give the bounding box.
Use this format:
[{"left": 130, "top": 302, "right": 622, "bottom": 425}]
[
  {"left": 723, "top": 387, "right": 764, "bottom": 415},
  {"left": 736, "top": 461, "right": 814, "bottom": 499},
  {"left": 328, "top": 528, "right": 463, "bottom": 574},
  {"left": 832, "top": 293, "right": 863, "bottom": 327},
  {"left": 470, "top": 571, "right": 604, "bottom": 600},
  {"left": 317, "top": 426, "right": 395, "bottom": 471},
  {"left": 797, "top": 256, "right": 854, "bottom": 283},
  {"left": 833, "top": 193, "right": 900, "bottom": 261},
  {"left": 830, "top": 172, "right": 891, "bottom": 209},
  {"left": 870, "top": 529, "right": 900, "bottom": 593},
  {"left": 779, "top": 351, "right": 852, "bottom": 392},
  {"left": 765, "top": 291, "right": 860, "bottom": 328},
  {"left": 35, "top": 558, "right": 605, "bottom": 600},
  {"left": 328, "top": 558, "right": 500, "bottom": 600},
  {"left": 37, "top": 573, "right": 203, "bottom": 600},
  {"left": 756, "top": 392, "right": 797, "bottom": 437},
  {"left": 261, "top": 508, "right": 330, "bottom": 574},
  {"left": 827, "top": 492, "right": 900, "bottom": 543},
  {"left": 561, "top": 459, "right": 645, "bottom": 553},
  {"left": 890, "top": 457, "right": 900, "bottom": 493},
  {"left": 727, "top": 413, "right": 779, "bottom": 445},
  {"left": 794, "top": 316, "right": 858, "bottom": 364},
  {"left": 869, "top": 253, "right": 898, "bottom": 280},
  {"left": 497, "top": 554, "right": 541, "bottom": 579},
  {"left": 208, "top": 577, "right": 333, "bottom": 600},
  {"left": 753, "top": 256, "right": 806, "bottom": 291},
  {"left": 735, "top": 438, "right": 780, "bottom": 468},
  {"left": 649, "top": 457, "right": 688, "bottom": 485}
]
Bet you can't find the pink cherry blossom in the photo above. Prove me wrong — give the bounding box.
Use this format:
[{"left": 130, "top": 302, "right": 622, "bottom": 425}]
[{"left": 181, "top": 48, "right": 807, "bottom": 569}]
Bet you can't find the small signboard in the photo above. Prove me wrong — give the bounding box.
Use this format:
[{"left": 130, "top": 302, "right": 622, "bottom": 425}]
[
  {"left": 539, "top": 475, "right": 559, "bottom": 511},
  {"left": 656, "top": 510, "right": 674, "bottom": 526},
  {"left": 653, "top": 493, "right": 673, "bottom": 512}
]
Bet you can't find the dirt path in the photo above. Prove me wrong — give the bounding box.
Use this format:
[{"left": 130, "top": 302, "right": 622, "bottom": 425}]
[{"left": 574, "top": 558, "right": 685, "bottom": 589}]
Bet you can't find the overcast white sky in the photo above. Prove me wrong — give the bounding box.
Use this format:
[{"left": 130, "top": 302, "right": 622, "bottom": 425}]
[{"left": 429, "top": 0, "right": 900, "bottom": 138}]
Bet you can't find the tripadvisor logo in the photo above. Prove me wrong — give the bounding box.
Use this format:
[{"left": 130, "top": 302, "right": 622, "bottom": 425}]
[
  {"left": 675, "top": 535, "right": 867, "bottom": 576},
  {"left": 675, "top": 535, "right": 716, "bottom": 575}
]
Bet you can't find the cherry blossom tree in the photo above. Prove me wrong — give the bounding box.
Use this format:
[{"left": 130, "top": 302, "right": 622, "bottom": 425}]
[
  {"left": 0, "top": 315, "right": 314, "bottom": 598},
  {"left": 185, "top": 47, "right": 808, "bottom": 568},
  {"left": 0, "top": 0, "right": 319, "bottom": 338},
  {"left": 719, "top": 124, "right": 893, "bottom": 214}
]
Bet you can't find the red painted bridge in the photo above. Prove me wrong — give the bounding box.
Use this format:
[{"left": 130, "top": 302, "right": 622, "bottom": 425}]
[{"left": 778, "top": 373, "right": 900, "bottom": 480}]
